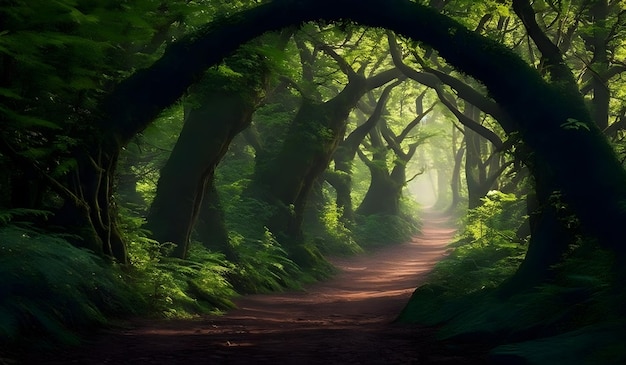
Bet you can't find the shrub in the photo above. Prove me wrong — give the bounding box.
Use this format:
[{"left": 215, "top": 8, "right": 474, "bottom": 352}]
[{"left": 0, "top": 226, "right": 138, "bottom": 348}]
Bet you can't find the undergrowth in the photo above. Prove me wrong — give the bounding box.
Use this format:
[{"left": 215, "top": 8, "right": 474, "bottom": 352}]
[
  {"left": 429, "top": 191, "right": 527, "bottom": 295},
  {"left": 304, "top": 199, "right": 363, "bottom": 256},
  {"left": 227, "top": 229, "right": 310, "bottom": 293},
  {"left": 0, "top": 225, "right": 139, "bottom": 350},
  {"left": 121, "top": 205, "right": 237, "bottom": 317},
  {"left": 0, "top": 173, "right": 425, "bottom": 352},
  {"left": 396, "top": 191, "right": 626, "bottom": 364},
  {"left": 354, "top": 199, "right": 423, "bottom": 248}
]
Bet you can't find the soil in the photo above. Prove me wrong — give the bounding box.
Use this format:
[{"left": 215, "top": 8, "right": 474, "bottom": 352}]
[{"left": 19, "top": 211, "right": 488, "bottom": 364}]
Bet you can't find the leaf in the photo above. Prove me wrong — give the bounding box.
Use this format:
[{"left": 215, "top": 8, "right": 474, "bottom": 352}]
[
  {"left": 0, "top": 88, "right": 23, "bottom": 100},
  {"left": 560, "top": 118, "right": 591, "bottom": 131},
  {"left": 69, "top": 76, "right": 98, "bottom": 91},
  {"left": 0, "top": 106, "right": 62, "bottom": 130}
]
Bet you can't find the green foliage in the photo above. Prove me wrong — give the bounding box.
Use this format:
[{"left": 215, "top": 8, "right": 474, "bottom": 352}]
[
  {"left": 460, "top": 190, "right": 527, "bottom": 246},
  {"left": 560, "top": 118, "right": 591, "bottom": 132},
  {"left": 227, "top": 230, "right": 307, "bottom": 293},
  {"left": 413, "top": 243, "right": 625, "bottom": 364},
  {"left": 0, "top": 0, "right": 167, "bottom": 206},
  {"left": 308, "top": 201, "right": 363, "bottom": 256},
  {"left": 126, "top": 239, "right": 237, "bottom": 317},
  {"left": 0, "top": 208, "right": 52, "bottom": 226},
  {"left": 397, "top": 192, "right": 626, "bottom": 363},
  {"left": 221, "top": 188, "right": 277, "bottom": 239},
  {"left": 354, "top": 203, "right": 422, "bottom": 248},
  {"left": 422, "top": 191, "right": 527, "bottom": 296},
  {"left": 119, "top": 206, "right": 236, "bottom": 317},
  {"left": 0, "top": 226, "right": 138, "bottom": 347}
]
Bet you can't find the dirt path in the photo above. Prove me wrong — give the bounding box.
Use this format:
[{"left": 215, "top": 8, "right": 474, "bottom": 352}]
[{"left": 28, "top": 211, "right": 475, "bottom": 364}]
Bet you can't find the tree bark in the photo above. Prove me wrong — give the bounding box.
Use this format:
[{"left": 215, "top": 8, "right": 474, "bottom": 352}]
[
  {"left": 194, "top": 178, "right": 236, "bottom": 261},
  {"left": 145, "top": 89, "right": 257, "bottom": 258},
  {"left": 330, "top": 80, "right": 403, "bottom": 222},
  {"left": 249, "top": 68, "right": 401, "bottom": 251}
]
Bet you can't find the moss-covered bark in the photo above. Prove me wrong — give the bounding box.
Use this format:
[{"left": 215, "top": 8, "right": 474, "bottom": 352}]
[
  {"left": 249, "top": 68, "right": 401, "bottom": 252},
  {"left": 145, "top": 88, "right": 258, "bottom": 258}
]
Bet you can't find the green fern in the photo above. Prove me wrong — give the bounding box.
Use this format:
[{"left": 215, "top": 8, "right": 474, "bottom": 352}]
[
  {"left": 0, "top": 209, "right": 52, "bottom": 226},
  {"left": 119, "top": 205, "right": 236, "bottom": 316},
  {"left": 0, "top": 226, "right": 138, "bottom": 346},
  {"left": 228, "top": 230, "right": 305, "bottom": 293}
]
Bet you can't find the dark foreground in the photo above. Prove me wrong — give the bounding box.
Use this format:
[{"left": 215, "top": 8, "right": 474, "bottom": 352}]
[{"left": 19, "top": 213, "right": 487, "bottom": 364}]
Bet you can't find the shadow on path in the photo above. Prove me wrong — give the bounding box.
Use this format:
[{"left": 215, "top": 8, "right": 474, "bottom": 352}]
[{"left": 26, "top": 211, "right": 481, "bottom": 364}]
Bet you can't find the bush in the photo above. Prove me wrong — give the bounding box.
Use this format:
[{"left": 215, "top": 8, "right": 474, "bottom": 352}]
[
  {"left": 0, "top": 226, "right": 138, "bottom": 348},
  {"left": 397, "top": 191, "right": 626, "bottom": 364},
  {"left": 354, "top": 213, "right": 421, "bottom": 248},
  {"left": 121, "top": 206, "right": 236, "bottom": 317},
  {"left": 303, "top": 200, "right": 362, "bottom": 256},
  {"left": 227, "top": 229, "right": 310, "bottom": 293}
]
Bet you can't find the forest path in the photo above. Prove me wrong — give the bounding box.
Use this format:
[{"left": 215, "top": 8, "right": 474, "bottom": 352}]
[{"left": 37, "top": 210, "right": 473, "bottom": 364}]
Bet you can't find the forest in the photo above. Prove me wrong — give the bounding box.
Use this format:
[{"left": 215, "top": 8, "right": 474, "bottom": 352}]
[{"left": 1, "top": 0, "right": 626, "bottom": 363}]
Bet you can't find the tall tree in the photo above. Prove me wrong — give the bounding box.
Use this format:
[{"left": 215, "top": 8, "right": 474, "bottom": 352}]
[
  {"left": 326, "top": 79, "right": 404, "bottom": 222},
  {"left": 247, "top": 29, "right": 402, "bottom": 255},
  {"left": 356, "top": 93, "right": 433, "bottom": 216},
  {"left": 144, "top": 41, "right": 274, "bottom": 259}
]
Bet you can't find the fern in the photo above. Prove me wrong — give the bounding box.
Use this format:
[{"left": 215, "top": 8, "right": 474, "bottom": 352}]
[
  {"left": 354, "top": 213, "right": 421, "bottom": 247},
  {"left": 119, "top": 205, "right": 236, "bottom": 316},
  {"left": 228, "top": 230, "right": 305, "bottom": 293},
  {"left": 0, "top": 209, "right": 52, "bottom": 226},
  {"left": 0, "top": 226, "right": 138, "bottom": 346}
]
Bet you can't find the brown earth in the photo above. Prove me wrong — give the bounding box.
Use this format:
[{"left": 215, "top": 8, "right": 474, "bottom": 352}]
[{"left": 21, "top": 211, "right": 487, "bottom": 364}]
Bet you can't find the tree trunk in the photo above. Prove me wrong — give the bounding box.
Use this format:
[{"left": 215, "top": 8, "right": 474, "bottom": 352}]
[
  {"left": 357, "top": 163, "right": 402, "bottom": 216},
  {"left": 329, "top": 81, "right": 402, "bottom": 222},
  {"left": 586, "top": 0, "right": 610, "bottom": 130},
  {"left": 145, "top": 89, "right": 256, "bottom": 258},
  {"left": 356, "top": 125, "right": 407, "bottom": 217},
  {"left": 448, "top": 140, "right": 465, "bottom": 212},
  {"left": 498, "top": 157, "right": 573, "bottom": 295},
  {"left": 194, "top": 178, "right": 236, "bottom": 261},
  {"left": 249, "top": 69, "right": 401, "bottom": 251}
]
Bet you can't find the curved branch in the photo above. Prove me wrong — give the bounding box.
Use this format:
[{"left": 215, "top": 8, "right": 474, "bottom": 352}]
[
  {"left": 342, "top": 78, "right": 405, "bottom": 158},
  {"left": 512, "top": 0, "right": 579, "bottom": 89},
  {"left": 433, "top": 85, "right": 504, "bottom": 149}
]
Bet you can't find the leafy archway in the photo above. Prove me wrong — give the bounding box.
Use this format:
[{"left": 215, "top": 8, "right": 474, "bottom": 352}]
[{"left": 92, "top": 0, "right": 626, "bottom": 270}]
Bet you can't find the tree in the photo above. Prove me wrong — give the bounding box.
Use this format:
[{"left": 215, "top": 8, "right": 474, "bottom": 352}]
[
  {"left": 246, "top": 28, "right": 402, "bottom": 256},
  {"left": 356, "top": 91, "right": 433, "bottom": 216},
  {"left": 144, "top": 41, "right": 275, "bottom": 259},
  {"left": 326, "top": 79, "right": 404, "bottom": 222}
]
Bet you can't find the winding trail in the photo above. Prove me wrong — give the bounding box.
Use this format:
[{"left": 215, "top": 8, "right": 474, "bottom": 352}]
[{"left": 33, "top": 211, "right": 465, "bottom": 364}]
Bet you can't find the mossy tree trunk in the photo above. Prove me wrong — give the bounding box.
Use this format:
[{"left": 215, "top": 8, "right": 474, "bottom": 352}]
[
  {"left": 144, "top": 44, "right": 271, "bottom": 259},
  {"left": 356, "top": 112, "right": 424, "bottom": 216},
  {"left": 327, "top": 80, "right": 403, "bottom": 222},
  {"left": 356, "top": 126, "right": 400, "bottom": 216},
  {"left": 194, "top": 179, "right": 236, "bottom": 261},
  {"left": 249, "top": 61, "right": 401, "bottom": 253},
  {"left": 145, "top": 86, "right": 260, "bottom": 259}
]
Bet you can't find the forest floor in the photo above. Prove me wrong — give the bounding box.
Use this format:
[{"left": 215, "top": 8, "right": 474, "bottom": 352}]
[{"left": 21, "top": 211, "right": 488, "bottom": 364}]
